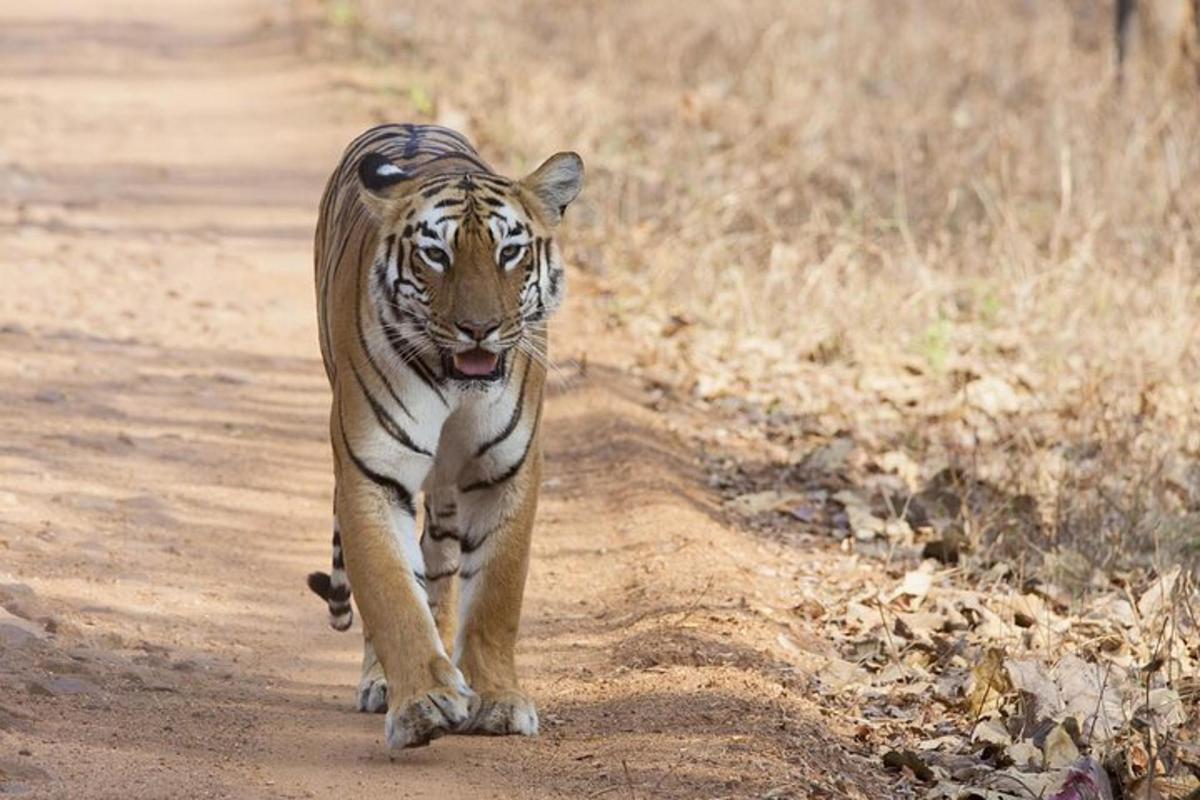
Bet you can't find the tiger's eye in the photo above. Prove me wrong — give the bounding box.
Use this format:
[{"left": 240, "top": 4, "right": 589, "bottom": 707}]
[{"left": 422, "top": 247, "right": 449, "bottom": 268}]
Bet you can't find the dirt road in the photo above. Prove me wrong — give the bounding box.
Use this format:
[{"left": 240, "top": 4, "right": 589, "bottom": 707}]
[{"left": 0, "top": 2, "right": 879, "bottom": 798}]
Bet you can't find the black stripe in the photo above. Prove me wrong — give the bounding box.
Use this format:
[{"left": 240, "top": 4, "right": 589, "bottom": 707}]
[
  {"left": 381, "top": 318, "right": 447, "bottom": 405},
  {"left": 460, "top": 396, "right": 542, "bottom": 493},
  {"left": 328, "top": 585, "right": 351, "bottom": 602},
  {"left": 395, "top": 243, "right": 424, "bottom": 296},
  {"left": 418, "top": 150, "right": 493, "bottom": 173},
  {"left": 460, "top": 529, "right": 490, "bottom": 555},
  {"left": 420, "top": 178, "right": 454, "bottom": 198},
  {"left": 475, "top": 354, "right": 531, "bottom": 457},
  {"left": 375, "top": 235, "right": 396, "bottom": 300},
  {"left": 354, "top": 257, "right": 416, "bottom": 421},
  {"left": 469, "top": 172, "right": 510, "bottom": 187},
  {"left": 338, "top": 400, "right": 416, "bottom": 517},
  {"left": 332, "top": 528, "right": 344, "bottom": 568},
  {"left": 351, "top": 364, "right": 432, "bottom": 456},
  {"left": 345, "top": 127, "right": 409, "bottom": 167},
  {"left": 402, "top": 125, "right": 423, "bottom": 158},
  {"left": 426, "top": 526, "right": 461, "bottom": 542}
]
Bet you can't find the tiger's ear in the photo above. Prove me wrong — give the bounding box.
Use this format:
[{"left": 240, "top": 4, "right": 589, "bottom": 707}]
[
  {"left": 357, "top": 152, "right": 411, "bottom": 216},
  {"left": 520, "top": 152, "right": 584, "bottom": 225}
]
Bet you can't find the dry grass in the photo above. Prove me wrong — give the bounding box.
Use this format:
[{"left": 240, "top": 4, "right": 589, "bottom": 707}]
[{"left": 313, "top": 0, "right": 1199, "bottom": 573}]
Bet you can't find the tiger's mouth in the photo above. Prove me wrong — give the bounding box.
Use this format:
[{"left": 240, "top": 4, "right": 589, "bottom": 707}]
[{"left": 445, "top": 347, "right": 506, "bottom": 382}]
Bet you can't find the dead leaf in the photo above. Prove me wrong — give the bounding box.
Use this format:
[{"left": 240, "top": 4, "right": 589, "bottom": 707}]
[
  {"left": 1054, "top": 655, "right": 1124, "bottom": 745},
  {"left": 890, "top": 565, "right": 935, "bottom": 605},
  {"left": 1137, "top": 566, "right": 1181, "bottom": 620},
  {"left": 968, "top": 647, "right": 1011, "bottom": 716},
  {"left": 971, "top": 717, "right": 1011, "bottom": 747},
  {"left": 1006, "top": 658, "right": 1063, "bottom": 719},
  {"left": 1042, "top": 723, "right": 1080, "bottom": 769},
  {"left": 1137, "top": 688, "right": 1185, "bottom": 735},
  {"left": 1005, "top": 741, "right": 1041, "bottom": 769},
  {"left": 814, "top": 655, "right": 868, "bottom": 692}
]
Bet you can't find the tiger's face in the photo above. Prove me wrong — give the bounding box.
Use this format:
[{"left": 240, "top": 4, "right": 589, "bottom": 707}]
[{"left": 358, "top": 152, "right": 584, "bottom": 383}]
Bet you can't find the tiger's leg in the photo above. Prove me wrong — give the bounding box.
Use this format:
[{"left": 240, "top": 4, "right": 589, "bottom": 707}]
[
  {"left": 421, "top": 492, "right": 462, "bottom": 655},
  {"left": 355, "top": 491, "right": 458, "bottom": 714},
  {"left": 335, "top": 406, "right": 473, "bottom": 748},
  {"left": 454, "top": 447, "right": 541, "bottom": 736},
  {"left": 356, "top": 635, "right": 388, "bottom": 713}
]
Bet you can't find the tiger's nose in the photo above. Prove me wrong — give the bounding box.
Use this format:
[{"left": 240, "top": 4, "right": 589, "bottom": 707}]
[{"left": 456, "top": 318, "right": 500, "bottom": 343}]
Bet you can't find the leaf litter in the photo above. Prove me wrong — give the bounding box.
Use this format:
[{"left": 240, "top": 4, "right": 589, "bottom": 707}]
[{"left": 688, "top": 374, "right": 1200, "bottom": 798}]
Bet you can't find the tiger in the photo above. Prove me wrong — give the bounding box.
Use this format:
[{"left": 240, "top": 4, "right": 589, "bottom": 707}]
[{"left": 304, "top": 123, "right": 583, "bottom": 749}]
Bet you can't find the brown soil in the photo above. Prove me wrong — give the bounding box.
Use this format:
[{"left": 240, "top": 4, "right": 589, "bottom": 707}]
[{"left": 0, "top": 2, "right": 882, "bottom": 798}]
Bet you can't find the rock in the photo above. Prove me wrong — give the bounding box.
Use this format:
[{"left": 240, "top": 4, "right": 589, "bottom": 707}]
[
  {"left": 0, "top": 608, "right": 45, "bottom": 648},
  {"left": 0, "top": 583, "right": 37, "bottom": 619},
  {"left": 0, "top": 623, "right": 42, "bottom": 650}
]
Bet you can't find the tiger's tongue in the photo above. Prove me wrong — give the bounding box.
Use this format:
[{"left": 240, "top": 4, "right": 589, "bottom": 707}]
[{"left": 453, "top": 349, "right": 499, "bottom": 376}]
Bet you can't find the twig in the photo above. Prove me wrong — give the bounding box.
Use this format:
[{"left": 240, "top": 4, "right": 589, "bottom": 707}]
[
  {"left": 673, "top": 577, "right": 714, "bottom": 628},
  {"left": 874, "top": 597, "right": 902, "bottom": 666}
]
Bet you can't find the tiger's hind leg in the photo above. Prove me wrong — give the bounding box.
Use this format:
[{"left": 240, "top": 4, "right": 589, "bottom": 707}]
[
  {"left": 306, "top": 514, "right": 353, "bottom": 631},
  {"left": 356, "top": 635, "right": 388, "bottom": 713}
]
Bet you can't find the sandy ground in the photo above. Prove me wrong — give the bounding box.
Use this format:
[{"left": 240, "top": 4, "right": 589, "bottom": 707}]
[{"left": 0, "top": 2, "right": 883, "bottom": 798}]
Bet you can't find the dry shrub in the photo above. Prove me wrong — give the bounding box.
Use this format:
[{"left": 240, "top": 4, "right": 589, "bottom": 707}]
[{"left": 315, "top": 0, "right": 1199, "bottom": 573}]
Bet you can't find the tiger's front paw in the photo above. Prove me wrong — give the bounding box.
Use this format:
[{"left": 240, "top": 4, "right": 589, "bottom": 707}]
[
  {"left": 461, "top": 689, "right": 539, "bottom": 736},
  {"left": 383, "top": 660, "right": 473, "bottom": 749}
]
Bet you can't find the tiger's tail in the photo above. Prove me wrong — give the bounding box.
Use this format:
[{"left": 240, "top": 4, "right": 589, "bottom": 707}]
[{"left": 307, "top": 521, "right": 353, "bottom": 631}]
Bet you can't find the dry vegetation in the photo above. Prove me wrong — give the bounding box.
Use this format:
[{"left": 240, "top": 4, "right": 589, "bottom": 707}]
[
  {"left": 308, "top": 0, "right": 1199, "bottom": 796},
  {"left": 317, "top": 0, "right": 1199, "bottom": 569}
]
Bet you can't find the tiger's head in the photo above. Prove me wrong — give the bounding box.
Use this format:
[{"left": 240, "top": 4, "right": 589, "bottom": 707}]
[{"left": 357, "top": 150, "right": 584, "bottom": 383}]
